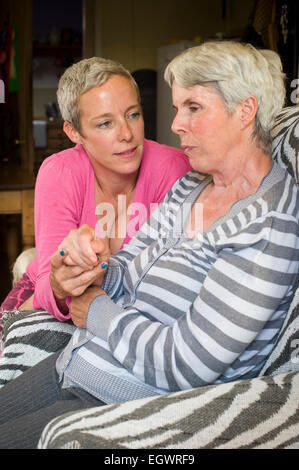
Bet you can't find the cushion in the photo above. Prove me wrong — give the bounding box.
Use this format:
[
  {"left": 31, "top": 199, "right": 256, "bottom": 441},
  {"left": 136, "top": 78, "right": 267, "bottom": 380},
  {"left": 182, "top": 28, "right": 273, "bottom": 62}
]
[{"left": 0, "top": 310, "right": 74, "bottom": 387}]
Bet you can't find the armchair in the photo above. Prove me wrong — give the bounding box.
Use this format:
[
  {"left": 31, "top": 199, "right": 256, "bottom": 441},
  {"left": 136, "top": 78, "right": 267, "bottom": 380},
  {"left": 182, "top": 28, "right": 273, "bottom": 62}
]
[{"left": 1, "top": 106, "right": 299, "bottom": 449}]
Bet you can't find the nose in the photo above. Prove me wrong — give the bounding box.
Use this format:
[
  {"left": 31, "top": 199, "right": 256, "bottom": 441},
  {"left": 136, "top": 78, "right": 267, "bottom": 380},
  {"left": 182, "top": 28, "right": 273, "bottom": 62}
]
[
  {"left": 119, "top": 119, "right": 133, "bottom": 141},
  {"left": 171, "top": 111, "right": 186, "bottom": 135}
]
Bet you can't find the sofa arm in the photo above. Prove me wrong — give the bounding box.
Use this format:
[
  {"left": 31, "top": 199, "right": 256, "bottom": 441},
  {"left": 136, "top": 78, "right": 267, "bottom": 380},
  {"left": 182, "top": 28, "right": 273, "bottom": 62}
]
[{"left": 38, "top": 369, "right": 299, "bottom": 449}]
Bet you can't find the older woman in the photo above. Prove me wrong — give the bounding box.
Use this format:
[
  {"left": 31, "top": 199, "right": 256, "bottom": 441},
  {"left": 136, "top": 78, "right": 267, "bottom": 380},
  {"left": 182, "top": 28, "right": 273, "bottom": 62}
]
[
  {"left": 0, "top": 57, "right": 190, "bottom": 320},
  {"left": 0, "top": 41, "right": 298, "bottom": 449}
]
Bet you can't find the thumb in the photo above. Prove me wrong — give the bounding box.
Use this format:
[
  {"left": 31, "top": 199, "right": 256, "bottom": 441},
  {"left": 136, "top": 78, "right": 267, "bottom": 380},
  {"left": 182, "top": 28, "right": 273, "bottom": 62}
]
[
  {"left": 91, "top": 238, "right": 110, "bottom": 268},
  {"left": 91, "top": 237, "right": 110, "bottom": 255}
]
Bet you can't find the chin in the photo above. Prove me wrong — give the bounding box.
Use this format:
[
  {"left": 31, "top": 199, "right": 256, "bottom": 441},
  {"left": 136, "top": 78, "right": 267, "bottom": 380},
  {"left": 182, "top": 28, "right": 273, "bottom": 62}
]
[{"left": 117, "top": 160, "right": 141, "bottom": 175}]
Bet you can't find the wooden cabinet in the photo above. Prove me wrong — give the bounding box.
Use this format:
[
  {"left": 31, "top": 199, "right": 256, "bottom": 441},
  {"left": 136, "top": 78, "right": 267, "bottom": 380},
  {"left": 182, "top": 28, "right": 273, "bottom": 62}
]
[{"left": 0, "top": 165, "right": 35, "bottom": 267}]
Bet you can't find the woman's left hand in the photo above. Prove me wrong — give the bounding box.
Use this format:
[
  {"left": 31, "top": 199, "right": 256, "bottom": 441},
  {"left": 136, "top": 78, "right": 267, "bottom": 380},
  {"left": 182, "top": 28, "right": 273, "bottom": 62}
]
[{"left": 70, "top": 285, "right": 106, "bottom": 328}]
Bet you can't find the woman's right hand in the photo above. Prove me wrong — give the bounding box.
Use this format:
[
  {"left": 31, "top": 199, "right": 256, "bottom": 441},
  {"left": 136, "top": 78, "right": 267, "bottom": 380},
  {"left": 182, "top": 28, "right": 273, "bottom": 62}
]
[{"left": 50, "top": 224, "right": 110, "bottom": 302}]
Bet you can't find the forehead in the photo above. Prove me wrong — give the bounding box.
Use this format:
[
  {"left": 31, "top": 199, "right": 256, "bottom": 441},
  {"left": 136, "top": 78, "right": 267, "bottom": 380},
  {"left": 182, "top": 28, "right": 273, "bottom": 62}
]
[
  {"left": 79, "top": 76, "right": 139, "bottom": 113},
  {"left": 171, "top": 81, "right": 221, "bottom": 105}
]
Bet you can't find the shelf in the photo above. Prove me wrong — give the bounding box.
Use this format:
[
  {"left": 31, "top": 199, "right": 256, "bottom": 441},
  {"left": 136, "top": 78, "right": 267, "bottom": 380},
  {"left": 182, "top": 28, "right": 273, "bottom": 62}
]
[{"left": 33, "top": 44, "right": 82, "bottom": 58}]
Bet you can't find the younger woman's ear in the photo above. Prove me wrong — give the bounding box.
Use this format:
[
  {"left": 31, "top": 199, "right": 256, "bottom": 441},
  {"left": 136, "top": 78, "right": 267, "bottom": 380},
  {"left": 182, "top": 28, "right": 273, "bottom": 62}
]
[
  {"left": 239, "top": 96, "right": 258, "bottom": 128},
  {"left": 63, "top": 121, "right": 82, "bottom": 144}
]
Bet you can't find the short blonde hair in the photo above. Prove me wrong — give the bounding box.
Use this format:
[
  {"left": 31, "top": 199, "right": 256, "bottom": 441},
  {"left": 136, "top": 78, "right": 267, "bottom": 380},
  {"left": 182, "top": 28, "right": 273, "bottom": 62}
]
[
  {"left": 164, "top": 41, "right": 286, "bottom": 153},
  {"left": 57, "top": 57, "right": 140, "bottom": 132}
]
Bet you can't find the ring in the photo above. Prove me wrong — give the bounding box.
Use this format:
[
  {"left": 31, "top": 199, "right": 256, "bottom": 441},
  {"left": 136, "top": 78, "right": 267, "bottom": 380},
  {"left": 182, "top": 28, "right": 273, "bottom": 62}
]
[{"left": 59, "top": 249, "right": 66, "bottom": 256}]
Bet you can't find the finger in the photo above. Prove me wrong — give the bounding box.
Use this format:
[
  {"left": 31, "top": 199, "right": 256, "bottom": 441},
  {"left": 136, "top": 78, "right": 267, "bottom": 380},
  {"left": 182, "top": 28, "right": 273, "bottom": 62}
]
[
  {"left": 54, "top": 248, "right": 90, "bottom": 271},
  {"left": 65, "top": 263, "right": 106, "bottom": 296},
  {"left": 79, "top": 232, "right": 99, "bottom": 265},
  {"left": 59, "top": 241, "right": 96, "bottom": 269},
  {"left": 51, "top": 249, "right": 69, "bottom": 269},
  {"left": 69, "top": 235, "right": 98, "bottom": 267},
  {"left": 61, "top": 263, "right": 87, "bottom": 278},
  {"left": 77, "top": 263, "right": 105, "bottom": 286},
  {"left": 75, "top": 224, "right": 99, "bottom": 265},
  {"left": 50, "top": 260, "right": 89, "bottom": 299},
  {"left": 62, "top": 253, "right": 77, "bottom": 266},
  {"left": 59, "top": 232, "right": 98, "bottom": 268},
  {"left": 91, "top": 237, "right": 110, "bottom": 260}
]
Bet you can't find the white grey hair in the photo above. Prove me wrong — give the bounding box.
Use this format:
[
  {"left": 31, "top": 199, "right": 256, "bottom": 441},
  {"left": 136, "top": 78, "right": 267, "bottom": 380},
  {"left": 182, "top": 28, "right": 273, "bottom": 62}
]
[
  {"left": 57, "top": 57, "right": 140, "bottom": 133},
  {"left": 164, "top": 41, "right": 286, "bottom": 153}
]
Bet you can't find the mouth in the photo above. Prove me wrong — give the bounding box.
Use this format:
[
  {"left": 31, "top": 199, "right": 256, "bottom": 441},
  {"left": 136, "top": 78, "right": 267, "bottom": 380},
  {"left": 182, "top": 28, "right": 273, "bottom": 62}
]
[
  {"left": 181, "top": 145, "right": 196, "bottom": 154},
  {"left": 114, "top": 146, "right": 138, "bottom": 158}
]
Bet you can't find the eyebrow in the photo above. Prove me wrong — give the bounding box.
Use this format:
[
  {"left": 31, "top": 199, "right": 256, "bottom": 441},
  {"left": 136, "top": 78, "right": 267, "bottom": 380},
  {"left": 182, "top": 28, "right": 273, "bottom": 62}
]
[
  {"left": 90, "top": 104, "right": 140, "bottom": 121},
  {"left": 184, "top": 98, "right": 197, "bottom": 105},
  {"left": 172, "top": 98, "right": 196, "bottom": 110}
]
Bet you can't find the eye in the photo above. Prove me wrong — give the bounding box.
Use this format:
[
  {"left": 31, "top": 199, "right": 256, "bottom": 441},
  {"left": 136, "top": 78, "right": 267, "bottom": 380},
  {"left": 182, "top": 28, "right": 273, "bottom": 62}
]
[
  {"left": 128, "top": 111, "right": 141, "bottom": 120},
  {"left": 97, "top": 120, "right": 112, "bottom": 129},
  {"left": 187, "top": 100, "right": 201, "bottom": 113},
  {"left": 189, "top": 105, "right": 200, "bottom": 113}
]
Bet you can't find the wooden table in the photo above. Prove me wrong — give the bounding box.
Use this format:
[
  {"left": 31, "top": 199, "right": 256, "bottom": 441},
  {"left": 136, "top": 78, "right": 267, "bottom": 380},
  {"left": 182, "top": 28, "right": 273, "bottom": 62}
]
[{"left": 0, "top": 165, "right": 35, "bottom": 264}]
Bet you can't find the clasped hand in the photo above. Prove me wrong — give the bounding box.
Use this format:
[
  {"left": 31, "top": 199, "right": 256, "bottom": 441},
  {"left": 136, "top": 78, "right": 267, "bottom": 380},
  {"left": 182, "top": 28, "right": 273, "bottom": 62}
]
[{"left": 50, "top": 224, "right": 110, "bottom": 326}]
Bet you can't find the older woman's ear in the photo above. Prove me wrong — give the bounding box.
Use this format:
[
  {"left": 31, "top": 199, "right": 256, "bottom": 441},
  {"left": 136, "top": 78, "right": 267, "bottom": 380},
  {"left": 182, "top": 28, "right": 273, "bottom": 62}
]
[
  {"left": 239, "top": 96, "right": 258, "bottom": 129},
  {"left": 63, "top": 121, "right": 83, "bottom": 144}
]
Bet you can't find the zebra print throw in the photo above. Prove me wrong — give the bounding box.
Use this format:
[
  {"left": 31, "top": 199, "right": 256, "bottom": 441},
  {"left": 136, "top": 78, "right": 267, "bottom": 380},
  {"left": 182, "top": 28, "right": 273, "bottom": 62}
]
[
  {"left": 38, "top": 369, "right": 299, "bottom": 449},
  {"left": 0, "top": 310, "right": 74, "bottom": 387}
]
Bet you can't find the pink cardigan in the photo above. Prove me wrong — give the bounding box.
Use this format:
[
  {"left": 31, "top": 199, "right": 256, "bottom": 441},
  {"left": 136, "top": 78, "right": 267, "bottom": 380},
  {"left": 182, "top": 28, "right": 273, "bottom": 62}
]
[{"left": 27, "top": 139, "right": 191, "bottom": 320}]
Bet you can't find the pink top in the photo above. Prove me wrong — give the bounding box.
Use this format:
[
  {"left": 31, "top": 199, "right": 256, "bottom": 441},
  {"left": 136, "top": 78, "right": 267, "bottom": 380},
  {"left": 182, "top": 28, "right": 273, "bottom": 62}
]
[{"left": 27, "top": 139, "right": 191, "bottom": 321}]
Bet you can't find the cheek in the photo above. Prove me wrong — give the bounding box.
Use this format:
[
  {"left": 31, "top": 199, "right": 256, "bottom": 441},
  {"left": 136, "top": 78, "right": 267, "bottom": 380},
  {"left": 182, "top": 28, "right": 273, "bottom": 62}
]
[
  {"left": 191, "top": 118, "right": 212, "bottom": 139},
  {"left": 84, "top": 133, "right": 115, "bottom": 156},
  {"left": 97, "top": 129, "right": 117, "bottom": 145},
  {"left": 134, "top": 119, "right": 145, "bottom": 138}
]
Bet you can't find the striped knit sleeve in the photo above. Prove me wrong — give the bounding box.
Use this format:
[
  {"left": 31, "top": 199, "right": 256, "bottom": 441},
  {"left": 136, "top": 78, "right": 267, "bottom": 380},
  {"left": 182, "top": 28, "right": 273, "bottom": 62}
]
[
  {"left": 102, "top": 180, "right": 182, "bottom": 298},
  {"left": 107, "top": 212, "right": 299, "bottom": 391}
]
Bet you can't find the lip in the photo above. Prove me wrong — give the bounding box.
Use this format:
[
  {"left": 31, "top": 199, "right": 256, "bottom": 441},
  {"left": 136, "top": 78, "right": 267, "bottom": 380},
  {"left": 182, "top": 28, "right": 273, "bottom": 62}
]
[
  {"left": 114, "top": 146, "right": 138, "bottom": 158},
  {"left": 181, "top": 145, "right": 196, "bottom": 154}
]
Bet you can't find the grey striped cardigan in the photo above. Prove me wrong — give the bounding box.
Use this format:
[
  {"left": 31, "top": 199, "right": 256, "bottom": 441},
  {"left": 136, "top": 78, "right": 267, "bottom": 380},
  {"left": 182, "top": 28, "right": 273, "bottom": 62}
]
[{"left": 56, "top": 162, "right": 299, "bottom": 404}]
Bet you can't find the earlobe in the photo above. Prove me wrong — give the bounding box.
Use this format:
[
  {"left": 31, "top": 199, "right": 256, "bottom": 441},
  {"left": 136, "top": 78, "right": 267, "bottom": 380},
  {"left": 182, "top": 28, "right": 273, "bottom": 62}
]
[
  {"left": 63, "top": 121, "right": 82, "bottom": 144},
  {"left": 240, "top": 96, "right": 258, "bottom": 128}
]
